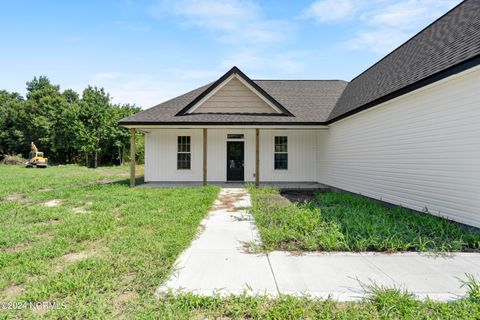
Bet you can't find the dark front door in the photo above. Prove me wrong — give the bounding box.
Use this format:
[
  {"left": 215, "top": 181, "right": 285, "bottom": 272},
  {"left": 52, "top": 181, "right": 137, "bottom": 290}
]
[{"left": 227, "top": 141, "right": 244, "bottom": 181}]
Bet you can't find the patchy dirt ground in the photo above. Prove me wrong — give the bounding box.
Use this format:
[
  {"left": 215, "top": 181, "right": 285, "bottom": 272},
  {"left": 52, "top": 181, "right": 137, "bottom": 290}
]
[
  {"left": 2, "top": 284, "right": 24, "bottom": 299},
  {"left": 72, "top": 207, "right": 89, "bottom": 213},
  {"left": 279, "top": 190, "right": 317, "bottom": 204},
  {"left": 53, "top": 249, "right": 100, "bottom": 272},
  {"left": 3, "top": 192, "right": 27, "bottom": 202},
  {"left": 114, "top": 291, "right": 138, "bottom": 305},
  {"left": 42, "top": 199, "right": 61, "bottom": 207},
  {"left": 211, "top": 191, "right": 245, "bottom": 212},
  {"left": 5, "top": 242, "right": 32, "bottom": 253}
]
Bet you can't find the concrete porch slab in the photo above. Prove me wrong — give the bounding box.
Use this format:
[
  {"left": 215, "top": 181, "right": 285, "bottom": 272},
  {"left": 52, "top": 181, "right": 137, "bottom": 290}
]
[{"left": 139, "top": 181, "right": 330, "bottom": 191}]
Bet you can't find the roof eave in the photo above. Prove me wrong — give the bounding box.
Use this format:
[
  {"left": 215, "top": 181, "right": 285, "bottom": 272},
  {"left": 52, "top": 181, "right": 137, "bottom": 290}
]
[
  {"left": 118, "top": 121, "right": 327, "bottom": 127},
  {"left": 326, "top": 54, "right": 480, "bottom": 124}
]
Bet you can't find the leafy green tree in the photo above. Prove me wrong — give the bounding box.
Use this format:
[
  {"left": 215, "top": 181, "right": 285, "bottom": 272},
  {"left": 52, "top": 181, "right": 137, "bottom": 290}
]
[
  {"left": 0, "top": 90, "right": 25, "bottom": 156},
  {"left": 0, "top": 76, "right": 142, "bottom": 166}
]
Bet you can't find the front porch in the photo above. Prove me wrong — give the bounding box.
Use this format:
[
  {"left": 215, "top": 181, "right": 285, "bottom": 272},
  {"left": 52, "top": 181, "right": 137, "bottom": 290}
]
[{"left": 128, "top": 126, "right": 326, "bottom": 188}]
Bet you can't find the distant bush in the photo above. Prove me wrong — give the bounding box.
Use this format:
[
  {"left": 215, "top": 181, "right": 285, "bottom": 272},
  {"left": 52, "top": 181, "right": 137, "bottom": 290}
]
[{"left": 2, "top": 154, "right": 24, "bottom": 165}]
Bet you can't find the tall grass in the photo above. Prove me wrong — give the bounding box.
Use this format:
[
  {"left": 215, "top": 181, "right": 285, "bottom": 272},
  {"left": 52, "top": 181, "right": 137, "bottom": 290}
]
[
  {"left": 249, "top": 187, "right": 480, "bottom": 252},
  {"left": 144, "top": 277, "right": 480, "bottom": 319}
]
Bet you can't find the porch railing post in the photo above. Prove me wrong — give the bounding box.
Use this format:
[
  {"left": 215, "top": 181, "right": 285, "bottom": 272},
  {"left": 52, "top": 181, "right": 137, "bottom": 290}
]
[
  {"left": 130, "top": 128, "right": 136, "bottom": 188},
  {"left": 255, "top": 128, "right": 259, "bottom": 187},
  {"left": 203, "top": 128, "right": 207, "bottom": 185}
]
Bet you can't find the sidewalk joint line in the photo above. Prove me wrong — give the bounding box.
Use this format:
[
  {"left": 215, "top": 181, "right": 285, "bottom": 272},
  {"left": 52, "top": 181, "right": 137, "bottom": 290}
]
[{"left": 266, "top": 253, "right": 281, "bottom": 295}]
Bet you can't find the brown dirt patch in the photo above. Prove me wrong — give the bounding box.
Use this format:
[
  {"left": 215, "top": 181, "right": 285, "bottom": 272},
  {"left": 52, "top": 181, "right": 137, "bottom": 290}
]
[
  {"left": 63, "top": 250, "right": 94, "bottom": 263},
  {"left": 3, "top": 193, "right": 26, "bottom": 202},
  {"left": 38, "top": 188, "right": 52, "bottom": 193},
  {"left": 42, "top": 199, "right": 61, "bottom": 207},
  {"left": 263, "top": 193, "right": 291, "bottom": 207},
  {"left": 212, "top": 191, "right": 246, "bottom": 212},
  {"left": 53, "top": 242, "right": 109, "bottom": 272},
  {"left": 53, "top": 249, "right": 98, "bottom": 272},
  {"left": 279, "top": 190, "right": 316, "bottom": 204},
  {"left": 39, "top": 233, "right": 54, "bottom": 241},
  {"left": 239, "top": 241, "right": 261, "bottom": 254},
  {"left": 96, "top": 178, "right": 116, "bottom": 185},
  {"left": 120, "top": 272, "right": 136, "bottom": 285},
  {"left": 114, "top": 291, "right": 138, "bottom": 305},
  {"left": 37, "top": 218, "right": 61, "bottom": 226},
  {"left": 5, "top": 242, "right": 32, "bottom": 253},
  {"left": 2, "top": 284, "right": 24, "bottom": 298},
  {"left": 72, "top": 207, "right": 88, "bottom": 214},
  {"left": 31, "top": 304, "right": 49, "bottom": 316}
]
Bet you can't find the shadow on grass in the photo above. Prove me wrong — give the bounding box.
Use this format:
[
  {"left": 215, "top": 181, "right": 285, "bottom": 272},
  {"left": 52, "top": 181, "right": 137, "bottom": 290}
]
[
  {"left": 279, "top": 190, "right": 316, "bottom": 204},
  {"left": 84, "top": 176, "right": 145, "bottom": 188}
]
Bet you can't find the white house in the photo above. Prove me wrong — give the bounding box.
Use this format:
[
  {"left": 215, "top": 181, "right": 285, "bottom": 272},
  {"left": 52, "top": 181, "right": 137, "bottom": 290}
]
[{"left": 120, "top": 0, "right": 480, "bottom": 228}]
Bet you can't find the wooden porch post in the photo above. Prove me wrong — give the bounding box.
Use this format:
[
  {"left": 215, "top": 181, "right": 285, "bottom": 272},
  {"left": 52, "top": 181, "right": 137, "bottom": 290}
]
[
  {"left": 255, "top": 128, "right": 259, "bottom": 187},
  {"left": 203, "top": 128, "right": 207, "bottom": 185},
  {"left": 130, "top": 128, "right": 136, "bottom": 188}
]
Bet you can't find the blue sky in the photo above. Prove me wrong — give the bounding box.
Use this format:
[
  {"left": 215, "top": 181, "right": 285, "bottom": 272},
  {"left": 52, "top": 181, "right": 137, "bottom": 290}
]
[{"left": 0, "top": 0, "right": 460, "bottom": 108}]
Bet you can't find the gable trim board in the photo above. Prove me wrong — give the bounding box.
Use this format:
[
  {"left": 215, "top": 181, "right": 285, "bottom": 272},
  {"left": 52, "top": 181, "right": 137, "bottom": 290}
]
[{"left": 176, "top": 66, "right": 294, "bottom": 117}]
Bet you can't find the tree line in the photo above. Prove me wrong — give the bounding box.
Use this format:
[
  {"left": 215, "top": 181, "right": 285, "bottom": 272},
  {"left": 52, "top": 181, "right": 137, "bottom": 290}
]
[{"left": 0, "top": 76, "right": 143, "bottom": 167}]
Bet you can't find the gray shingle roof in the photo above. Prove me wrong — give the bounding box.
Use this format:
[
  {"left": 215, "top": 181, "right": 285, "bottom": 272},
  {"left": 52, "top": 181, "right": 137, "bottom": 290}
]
[
  {"left": 120, "top": 0, "right": 480, "bottom": 126},
  {"left": 328, "top": 0, "right": 480, "bottom": 122},
  {"left": 119, "top": 80, "right": 347, "bottom": 124}
]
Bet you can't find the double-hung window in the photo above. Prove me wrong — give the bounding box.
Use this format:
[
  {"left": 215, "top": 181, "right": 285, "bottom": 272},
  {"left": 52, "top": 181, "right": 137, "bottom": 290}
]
[
  {"left": 274, "top": 136, "right": 288, "bottom": 170},
  {"left": 177, "top": 136, "right": 191, "bottom": 170}
]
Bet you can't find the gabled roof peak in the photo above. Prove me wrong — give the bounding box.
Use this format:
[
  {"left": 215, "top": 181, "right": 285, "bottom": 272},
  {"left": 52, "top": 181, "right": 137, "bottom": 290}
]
[{"left": 175, "top": 66, "right": 294, "bottom": 117}]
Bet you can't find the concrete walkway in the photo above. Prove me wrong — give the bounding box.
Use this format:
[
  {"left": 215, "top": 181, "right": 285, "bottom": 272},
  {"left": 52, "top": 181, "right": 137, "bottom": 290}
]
[{"left": 156, "top": 188, "right": 480, "bottom": 301}]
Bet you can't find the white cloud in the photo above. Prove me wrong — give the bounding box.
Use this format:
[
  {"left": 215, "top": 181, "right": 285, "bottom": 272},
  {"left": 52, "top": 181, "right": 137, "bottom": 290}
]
[
  {"left": 157, "top": 0, "right": 258, "bottom": 30},
  {"left": 151, "top": 0, "right": 293, "bottom": 45},
  {"left": 304, "top": 0, "right": 460, "bottom": 54},
  {"left": 302, "top": 0, "right": 357, "bottom": 22},
  {"left": 349, "top": 0, "right": 460, "bottom": 54}
]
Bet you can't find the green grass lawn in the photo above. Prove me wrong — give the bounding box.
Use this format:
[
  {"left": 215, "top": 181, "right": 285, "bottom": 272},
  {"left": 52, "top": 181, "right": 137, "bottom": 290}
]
[
  {"left": 0, "top": 165, "right": 220, "bottom": 318},
  {"left": 249, "top": 187, "right": 480, "bottom": 252},
  {"left": 1, "top": 166, "right": 479, "bottom": 319}
]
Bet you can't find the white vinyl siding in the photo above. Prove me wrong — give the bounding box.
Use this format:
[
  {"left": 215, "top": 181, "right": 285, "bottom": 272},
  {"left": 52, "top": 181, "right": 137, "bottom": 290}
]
[
  {"left": 318, "top": 66, "right": 480, "bottom": 228},
  {"left": 260, "top": 130, "right": 317, "bottom": 182},
  {"left": 144, "top": 129, "right": 203, "bottom": 182}
]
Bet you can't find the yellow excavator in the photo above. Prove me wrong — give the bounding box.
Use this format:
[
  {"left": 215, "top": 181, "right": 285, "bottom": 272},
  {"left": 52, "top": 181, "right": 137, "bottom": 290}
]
[{"left": 25, "top": 142, "right": 48, "bottom": 168}]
